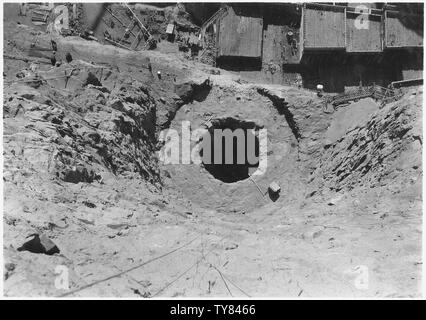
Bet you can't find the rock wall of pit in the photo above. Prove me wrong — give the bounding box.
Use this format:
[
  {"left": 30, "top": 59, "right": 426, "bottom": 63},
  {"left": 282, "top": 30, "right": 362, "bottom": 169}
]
[{"left": 160, "top": 84, "right": 328, "bottom": 212}]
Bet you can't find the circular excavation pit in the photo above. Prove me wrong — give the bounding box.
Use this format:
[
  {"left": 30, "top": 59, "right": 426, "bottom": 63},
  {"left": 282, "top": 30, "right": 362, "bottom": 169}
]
[
  {"left": 162, "top": 85, "right": 301, "bottom": 213},
  {"left": 201, "top": 118, "right": 260, "bottom": 183}
]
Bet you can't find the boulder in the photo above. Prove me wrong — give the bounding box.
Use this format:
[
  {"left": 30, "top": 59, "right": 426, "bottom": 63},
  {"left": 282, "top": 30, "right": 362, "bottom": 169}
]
[{"left": 17, "top": 234, "right": 60, "bottom": 255}]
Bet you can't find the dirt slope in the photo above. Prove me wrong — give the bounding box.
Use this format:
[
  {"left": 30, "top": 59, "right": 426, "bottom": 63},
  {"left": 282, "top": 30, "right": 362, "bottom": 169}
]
[{"left": 2, "top": 21, "right": 422, "bottom": 297}]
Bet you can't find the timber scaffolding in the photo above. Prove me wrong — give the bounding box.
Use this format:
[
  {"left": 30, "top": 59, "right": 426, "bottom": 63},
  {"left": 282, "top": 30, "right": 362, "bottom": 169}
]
[
  {"left": 31, "top": 7, "right": 51, "bottom": 23},
  {"left": 198, "top": 6, "right": 229, "bottom": 65},
  {"left": 102, "top": 4, "right": 155, "bottom": 51},
  {"left": 323, "top": 83, "right": 409, "bottom": 112}
]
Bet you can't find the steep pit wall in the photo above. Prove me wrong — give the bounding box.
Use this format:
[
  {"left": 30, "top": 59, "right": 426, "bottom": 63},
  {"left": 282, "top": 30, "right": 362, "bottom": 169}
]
[
  {"left": 159, "top": 83, "right": 328, "bottom": 213},
  {"left": 309, "top": 88, "right": 423, "bottom": 194},
  {"left": 6, "top": 21, "right": 421, "bottom": 217},
  {"left": 3, "top": 72, "right": 161, "bottom": 187},
  {"left": 159, "top": 80, "right": 422, "bottom": 214},
  {"left": 3, "top": 21, "right": 204, "bottom": 188}
]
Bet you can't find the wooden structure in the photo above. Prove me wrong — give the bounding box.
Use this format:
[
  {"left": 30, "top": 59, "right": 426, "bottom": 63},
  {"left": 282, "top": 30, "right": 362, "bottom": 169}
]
[
  {"left": 324, "top": 84, "right": 404, "bottom": 112},
  {"left": 217, "top": 6, "right": 263, "bottom": 58},
  {"left": 31, "top": 8, "right": 51, "bottom": 24},
  {"left": 384, "top": 11, "right": 423, "bottom": 48},
  {"left": 300, "top": 3, "right": 423, "bottom": 56},
  {"left": 102, "top": 5, "right": 151, "bottom": 51},
  {"left": 199, "top": 6, "right": 229, "bottom": 48},
  {"left": 302, "top": 4, "right": 346, "bottom": 50},
  {"left": 213, "top": 3, "right": 423, "bottom": 62},
  {"left": 206, "top": 3, "right": 422, "bottom": 89},
  {"left": 346, "top": 11, "right": 382, "bottom": 52}
]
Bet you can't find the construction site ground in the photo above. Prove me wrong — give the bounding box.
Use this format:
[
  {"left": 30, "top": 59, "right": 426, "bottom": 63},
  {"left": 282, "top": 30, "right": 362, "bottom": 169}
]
[{"left": 2, "top": 20, "right": 422, "bottom": 297}]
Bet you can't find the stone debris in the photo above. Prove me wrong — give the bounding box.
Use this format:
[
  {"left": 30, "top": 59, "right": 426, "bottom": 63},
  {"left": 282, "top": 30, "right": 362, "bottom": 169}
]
[
  {"left": 2, "top": 3, "right": 422, "bottom": 298},
  {"left": 268, "top": 181, "right": 281, "bottom": 194},
  {"left": 17, "top": 234, "right": 60, "bottom": 255}
]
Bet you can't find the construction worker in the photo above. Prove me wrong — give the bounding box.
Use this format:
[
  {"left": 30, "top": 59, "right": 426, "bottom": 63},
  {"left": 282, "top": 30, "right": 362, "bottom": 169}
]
[
  {"left": 103, "top": 30, "right": 111, "bottom": 40},
  {"left": 124, "top": 28, "right": 130, "bottom": 39},
  {"left": 316, "top": 84, "right": 324, "bottom": 97},
  {"left": 51, "top": 39, "right": 58, "bottom": 52},
  {"left": 65, "top": 52, "right": 73, "bottom": 63},
  {"left": 50, "top": 51, "right": 57, "bottom": 66},
  {"left": 286, "top": 31, "right": 294, "bottom": 44}
]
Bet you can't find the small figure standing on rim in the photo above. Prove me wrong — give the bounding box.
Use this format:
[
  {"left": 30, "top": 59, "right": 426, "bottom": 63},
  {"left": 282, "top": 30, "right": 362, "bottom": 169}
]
[{"left": 316, "top": 84, "right": 324, "bottom": 97}]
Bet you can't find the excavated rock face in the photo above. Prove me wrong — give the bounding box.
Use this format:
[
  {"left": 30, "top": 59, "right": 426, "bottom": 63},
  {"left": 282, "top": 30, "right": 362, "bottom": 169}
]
[
  {"left": 161, "top": 82, "right": 423, "bottom": 214},
  {"left": 3, "top": 72, "right": 161, "bottom": 186},
  {"left": 2, "top": 22, "right": 198, "bottom": 189},
  {"left": 155, "top": 78, "right": 212, "bottom": 132},
  {"left": 256, "top": 86, "right": 331, "bottom": 173},
  {"left": 2, "top": 18, "right": 422, "bottom": 298},
  {"left": 160, "top": 84, "right": 309, "bottom": 212},
  {"left": 310, "top": 90, "right": 422, "bottom": 193}
]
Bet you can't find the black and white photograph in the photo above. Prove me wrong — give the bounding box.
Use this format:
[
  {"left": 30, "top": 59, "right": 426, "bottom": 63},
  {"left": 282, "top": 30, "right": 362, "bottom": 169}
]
[{"left": 1, "top": 1, "right": 424, "bottom": 301}]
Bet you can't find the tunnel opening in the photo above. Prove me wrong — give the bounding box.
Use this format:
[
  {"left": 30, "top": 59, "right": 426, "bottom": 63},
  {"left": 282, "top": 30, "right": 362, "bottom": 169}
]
[{"left": 200, "top": 118, "right": 260, "bottom": 183}]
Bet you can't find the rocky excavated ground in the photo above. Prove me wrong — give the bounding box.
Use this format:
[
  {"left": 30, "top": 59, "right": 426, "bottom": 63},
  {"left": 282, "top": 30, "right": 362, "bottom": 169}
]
[{"left": 2, "top": 21, "right": 422, "bottom": 297}]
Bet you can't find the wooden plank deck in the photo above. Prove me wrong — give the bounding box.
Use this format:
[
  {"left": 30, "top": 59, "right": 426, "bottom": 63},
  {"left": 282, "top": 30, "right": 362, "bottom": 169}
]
[
  {"left": 346, "top": 13, "right": 382, "bottom": 52},
  {"left": 303, "top": 7, "right": 346, "bottom": 50},
  {"left": 385, "top": 11, "right": 423, "bottom": 48},
  {"left": 217, "top": 7, "right": 263, "bottom": 58}
]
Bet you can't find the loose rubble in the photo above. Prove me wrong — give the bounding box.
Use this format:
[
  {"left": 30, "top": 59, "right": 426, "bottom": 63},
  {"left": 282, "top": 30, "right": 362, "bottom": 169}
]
[{"left": 2, "top": 3, "right": 422, "bottom": 298}]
